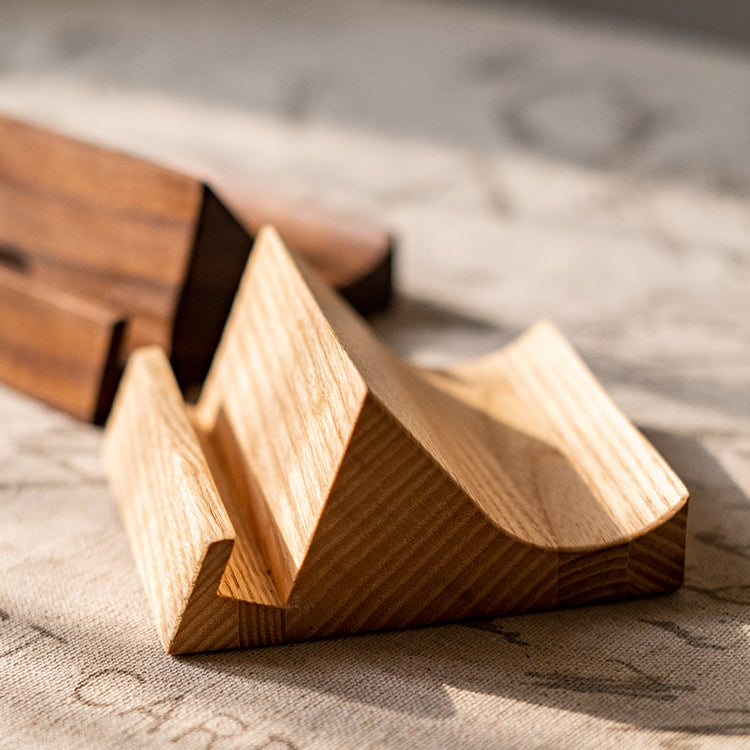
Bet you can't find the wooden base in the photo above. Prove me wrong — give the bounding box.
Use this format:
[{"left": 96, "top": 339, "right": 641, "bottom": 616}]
[
  {"left": 104, "top": 228, "right": 688, "bottom": 655},
  {"left": 0, "top": 115, "right": 393, "bottom": 421}
]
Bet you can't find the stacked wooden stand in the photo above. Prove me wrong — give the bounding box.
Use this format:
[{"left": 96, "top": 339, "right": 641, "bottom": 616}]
[{"left": 104, "top": 228, "right": 688, "bottom": 655}]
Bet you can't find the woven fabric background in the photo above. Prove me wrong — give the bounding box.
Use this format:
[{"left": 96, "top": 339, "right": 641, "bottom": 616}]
[{"left": 0, "top": 2, "right": 749, "bottom": 747}]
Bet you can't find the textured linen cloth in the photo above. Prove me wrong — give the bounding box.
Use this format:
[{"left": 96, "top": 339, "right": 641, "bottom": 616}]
[{"left": 0, "top": 2, "right": 749, "bottom": 747}]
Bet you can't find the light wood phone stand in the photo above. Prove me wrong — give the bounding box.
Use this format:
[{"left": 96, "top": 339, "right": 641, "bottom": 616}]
[{"left": 104, "top": 228, "right": 688, "bottom": 655}]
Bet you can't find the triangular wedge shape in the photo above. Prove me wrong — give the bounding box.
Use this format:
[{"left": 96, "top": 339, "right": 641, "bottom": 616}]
[{"left": 104, "top": 227, "right": 688, "bottom": 654}]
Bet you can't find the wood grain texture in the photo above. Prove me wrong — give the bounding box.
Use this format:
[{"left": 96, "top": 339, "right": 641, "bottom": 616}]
[
  {"left": 105, "top": 227, "right": 688, "bottom": 654},
  {"left": 103, "top": 347, "right": 238, "bottom": 654},
  {"left": 0, "top": 265, "right": 125, "bottom": 422},
  {"left": 0, "top": 114, "right": 393, "bottom": 421},
  {"left": 0, "top": 115, "right": 203, "bottom": 356}
]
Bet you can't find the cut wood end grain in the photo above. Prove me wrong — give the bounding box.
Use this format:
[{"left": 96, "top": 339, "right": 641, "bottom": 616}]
[{"left": 105, "top": 227, "right": 688, "bottom": 654}]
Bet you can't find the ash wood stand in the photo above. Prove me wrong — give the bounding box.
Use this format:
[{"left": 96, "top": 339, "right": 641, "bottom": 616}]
[
  {"left": 104, "top": 227, "right": 688, "bottom": 655},
  {"left": 0, "top": 115, "right": 393, "bottom": 422}
]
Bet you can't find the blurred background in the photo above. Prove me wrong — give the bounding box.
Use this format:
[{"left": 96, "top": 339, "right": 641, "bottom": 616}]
[
  {"left": 2, "top": 0, "right": 750, "bottom": 185},
  {"left": 0, "top": 0, "right": 748, "bottom": 425}
]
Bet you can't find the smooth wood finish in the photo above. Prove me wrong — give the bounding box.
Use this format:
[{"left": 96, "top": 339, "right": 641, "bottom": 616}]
[
  {"left": 0, "top": 115, "right": 205, "bottom": 357},
  {"left": 0, "top": 114, "right": 248, "bottom": 412},
  {"left": 0, "top": 266, "right": 125, "bottom": 422},
  {"left": 105, "top": 347, "right": 239, "bottom": 652},
  {"left": 104, "top": 228, "right": 688, "bottom": 654},
  {"left": 0, "top": 114, "right": 393, "bottom": 420}
]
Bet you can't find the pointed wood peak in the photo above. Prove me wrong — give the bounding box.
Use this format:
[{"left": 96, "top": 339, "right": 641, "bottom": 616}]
[
  {"left": 194, "top": 227, "right": 370, "bottom": 597},
  {"left": 248, "top": 230, "right": 686, "bottom": 551}
]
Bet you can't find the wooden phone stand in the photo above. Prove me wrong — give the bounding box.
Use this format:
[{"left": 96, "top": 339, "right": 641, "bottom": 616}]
[
  {"left": 0, "top": 115, "right": 392, "bottom": 422},
  {"left": 104, "top": 228, "right": 688, "bottom": 655}
]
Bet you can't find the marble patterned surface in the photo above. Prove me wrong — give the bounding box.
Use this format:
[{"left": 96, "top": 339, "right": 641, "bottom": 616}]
[{"left": 0, "top": 1, "right": 749, "bottom": 747}]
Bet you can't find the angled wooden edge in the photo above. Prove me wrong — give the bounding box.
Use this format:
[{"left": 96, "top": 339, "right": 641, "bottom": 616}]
[
  {"left": 105, "top": 227, "right": 688, "bottom": 654},
  {"left": 0, "top": 113, "right": 204, "bottom": 357},
  {"left": 0, "top": 265, "right": 125, "bottom": 423},
  {"left": 103, "top": 347, "right": 239, "bottom": 654}
]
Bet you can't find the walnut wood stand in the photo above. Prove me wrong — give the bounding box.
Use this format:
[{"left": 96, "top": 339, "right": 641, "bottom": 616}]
[{"left": 104, "top": 228, "right": 688, "bottom": 655}]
